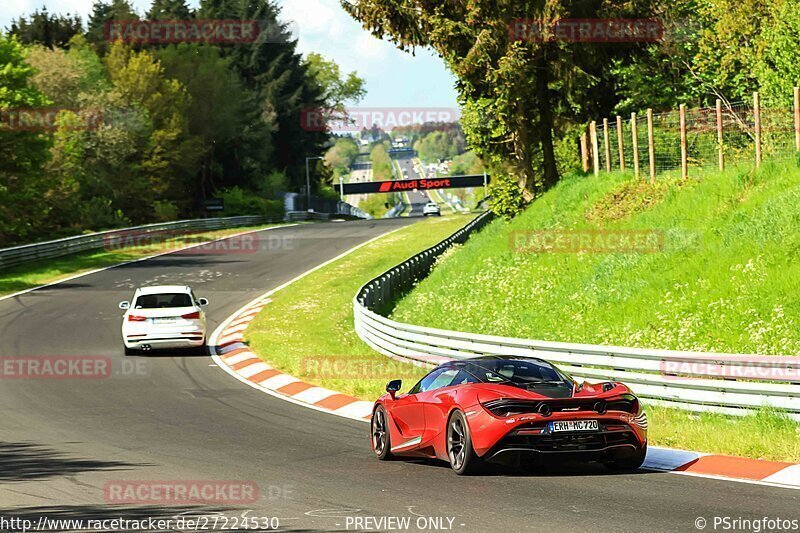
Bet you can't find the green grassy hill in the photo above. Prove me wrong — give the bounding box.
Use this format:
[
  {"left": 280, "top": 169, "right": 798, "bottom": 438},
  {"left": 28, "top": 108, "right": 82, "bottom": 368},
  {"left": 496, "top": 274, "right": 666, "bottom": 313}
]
[{"left": 392, "top": 162, "right": 800, "bottom": 356}]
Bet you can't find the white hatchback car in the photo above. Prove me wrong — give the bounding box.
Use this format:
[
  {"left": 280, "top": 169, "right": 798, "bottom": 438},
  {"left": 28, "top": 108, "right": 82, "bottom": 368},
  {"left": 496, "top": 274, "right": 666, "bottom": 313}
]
[
  {"left": 422, "top": 202, "right": 441, "bottom": 216},
  {"left": 120, "top": 285, "right": 208, "bottom": 354}
]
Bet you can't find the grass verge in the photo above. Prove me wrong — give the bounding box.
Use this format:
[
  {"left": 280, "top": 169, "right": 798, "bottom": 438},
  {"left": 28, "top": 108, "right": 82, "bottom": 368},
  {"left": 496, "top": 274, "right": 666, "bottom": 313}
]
[
  {"left": 647, "top": 405, "right": 800, "bottom": 462},
  {"left": 245, "top": 215, "right": 471, "bottom": 400},
  {"left": 0, "top": 224, "right": 286, "bottom": 297},
  {"left": 392, "top": 162, "right": 800, "bottom": 355}
]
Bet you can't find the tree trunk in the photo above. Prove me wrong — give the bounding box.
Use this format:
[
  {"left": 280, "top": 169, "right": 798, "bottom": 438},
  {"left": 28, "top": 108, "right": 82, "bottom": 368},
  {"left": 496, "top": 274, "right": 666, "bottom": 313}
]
[
  {"left": 536, "top": 52, "right": 559, "bottom": 190},
  {"left": 514, "top": 101, "right": 536, "bottom": 202}
]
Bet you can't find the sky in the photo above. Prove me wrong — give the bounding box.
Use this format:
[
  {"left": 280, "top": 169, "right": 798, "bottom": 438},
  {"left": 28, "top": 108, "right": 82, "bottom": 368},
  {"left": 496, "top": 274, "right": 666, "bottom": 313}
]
[{"left": 0, "top": 0, "right": 460, "bottom": 109}]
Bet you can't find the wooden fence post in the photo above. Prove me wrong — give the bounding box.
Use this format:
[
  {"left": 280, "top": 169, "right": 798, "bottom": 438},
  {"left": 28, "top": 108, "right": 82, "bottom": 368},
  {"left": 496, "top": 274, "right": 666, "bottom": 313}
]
[
  {"left": 647, "top": 108, "right": 655, "bottom": 183},
  {"left": 580, "top": 132, "right": 589, "bottom": 172},
  {"left": 679, "top": 104, "right": 687, "bottom": 180},
  {"left": 794, "top": 86, "right": 800, "bottom": 152},
  {"left": 603, "top": 118, "right": 611, "bottom": 172},
  {"left": 590, "top": 121, "right": 599, "bottom": 176},
  {"left": 753, "top": 92, "right": 761, "bottom": 168},
  {"left": 616, "top": 115, "right": 625, "bottom": 171},
  {"left": 631, "top": 112, "right": 640, "bottom": 179},
  {"left": 716, "top": 99, "right": 724, "bottom": 171}
]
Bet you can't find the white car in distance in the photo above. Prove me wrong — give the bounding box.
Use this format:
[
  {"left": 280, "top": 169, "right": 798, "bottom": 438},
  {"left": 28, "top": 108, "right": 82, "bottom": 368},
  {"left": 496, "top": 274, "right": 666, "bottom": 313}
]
[
  {"left": 120, "top": 285, "right": 208, "bottom": 354},
  {"left": 422, "top": 202, "right": 441, "bottom": 216}
]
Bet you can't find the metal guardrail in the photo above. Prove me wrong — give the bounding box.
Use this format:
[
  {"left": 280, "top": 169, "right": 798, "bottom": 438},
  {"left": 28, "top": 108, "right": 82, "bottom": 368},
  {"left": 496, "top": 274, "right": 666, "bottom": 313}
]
[
  {"left": 382, "top": 202, "right": 406, "bottom": 219},
  {"left": 0, "top": 215, "right": 280, "bottom": 271},
  {"left": 354, "top": 212, "right": 800, "bottom": 420}
]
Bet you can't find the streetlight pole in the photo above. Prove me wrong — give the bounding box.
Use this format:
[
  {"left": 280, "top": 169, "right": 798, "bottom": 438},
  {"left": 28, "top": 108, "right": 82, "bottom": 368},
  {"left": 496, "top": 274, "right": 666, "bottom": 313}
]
[{"left": 305, "top": 156, "right": 322, "bottom": 212}]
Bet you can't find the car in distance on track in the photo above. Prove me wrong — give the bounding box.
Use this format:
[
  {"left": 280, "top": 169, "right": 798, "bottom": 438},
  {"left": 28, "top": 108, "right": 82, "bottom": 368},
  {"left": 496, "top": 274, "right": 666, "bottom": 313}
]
[
  {"left": 371, "top": 356, "right": 647, "bottom": 475},
  {"left": 119, "top": 285, "right": 208, "bottom": 355},
  {"left": 422, "top": 202, "right": 441, "bottom": 216}
]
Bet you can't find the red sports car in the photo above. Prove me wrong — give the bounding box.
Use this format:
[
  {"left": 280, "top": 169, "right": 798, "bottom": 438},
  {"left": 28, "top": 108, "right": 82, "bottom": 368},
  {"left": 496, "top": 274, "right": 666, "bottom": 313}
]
[{"left": 371, "top": 356, "right": 648, "bottom": 475}]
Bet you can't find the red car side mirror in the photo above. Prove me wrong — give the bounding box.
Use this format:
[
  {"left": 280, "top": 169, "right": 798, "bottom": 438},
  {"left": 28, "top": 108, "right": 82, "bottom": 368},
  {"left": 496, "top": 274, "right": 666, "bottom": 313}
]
[{"left": 386, "top": 379, "right": 402, "bottom": 399}]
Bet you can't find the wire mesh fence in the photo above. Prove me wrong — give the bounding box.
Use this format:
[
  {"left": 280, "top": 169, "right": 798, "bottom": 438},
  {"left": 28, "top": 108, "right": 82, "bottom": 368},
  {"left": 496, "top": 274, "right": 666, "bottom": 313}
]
[{"left": 586, "top": 89, "right": 800, "bottom": 180}]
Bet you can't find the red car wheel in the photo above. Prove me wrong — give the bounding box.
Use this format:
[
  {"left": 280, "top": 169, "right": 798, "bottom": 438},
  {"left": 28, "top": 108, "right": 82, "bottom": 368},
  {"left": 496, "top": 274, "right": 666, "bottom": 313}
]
[
  {"left": 372, "top": 405, "right": 393, "bottom": 460},
  {"left": 447, "top": 410, "right": 482, "bottom": 475}
]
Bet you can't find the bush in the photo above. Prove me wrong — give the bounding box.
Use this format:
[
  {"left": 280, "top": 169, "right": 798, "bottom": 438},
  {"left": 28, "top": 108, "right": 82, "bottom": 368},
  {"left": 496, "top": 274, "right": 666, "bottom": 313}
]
[
  {"left": 488, "top": 174, "right": 527, "bottom": 220},
  {"left": 153, "top": 200, "right": 179, "bottom": 222},
  {"left": 254, "top": 171, "right": 289, "bottom": 199},
  {"left": 79, "top": 197, "right": 129, "bottom": 231},
  {"left": 220, "top": 187, "right": 283, "bottom": 216}
]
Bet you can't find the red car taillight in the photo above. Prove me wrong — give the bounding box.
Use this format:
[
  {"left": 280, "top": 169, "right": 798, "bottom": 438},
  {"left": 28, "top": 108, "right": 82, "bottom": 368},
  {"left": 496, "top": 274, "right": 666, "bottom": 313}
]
[
  {"left": 181, "top": 311, "right": 201, "bottom": 319},
  {"left": 128, "top": 315, "right": 146, "bottom": 322}
]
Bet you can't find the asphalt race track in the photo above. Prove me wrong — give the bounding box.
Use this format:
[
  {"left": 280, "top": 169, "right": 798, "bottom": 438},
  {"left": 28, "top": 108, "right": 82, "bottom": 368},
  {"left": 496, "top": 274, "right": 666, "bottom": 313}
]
[{"left": 1, "top": 219, "right": 798, "bottom": 532}]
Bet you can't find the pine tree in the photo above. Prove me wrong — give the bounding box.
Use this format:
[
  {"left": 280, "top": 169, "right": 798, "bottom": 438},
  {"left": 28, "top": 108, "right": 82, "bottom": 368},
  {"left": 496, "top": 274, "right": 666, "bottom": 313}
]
[
  {"left": 147, "top": 0, "right": 193, "bottom": 20},
  {"left": 9, "top": 8, "right": 83, "bottom": 48}
]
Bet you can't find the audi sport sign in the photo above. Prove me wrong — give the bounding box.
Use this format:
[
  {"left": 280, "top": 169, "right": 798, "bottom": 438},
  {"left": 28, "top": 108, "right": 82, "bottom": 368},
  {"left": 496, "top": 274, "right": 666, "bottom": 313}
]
[{"left": 340, "top": 175, "right": 488, "bottom": 195}]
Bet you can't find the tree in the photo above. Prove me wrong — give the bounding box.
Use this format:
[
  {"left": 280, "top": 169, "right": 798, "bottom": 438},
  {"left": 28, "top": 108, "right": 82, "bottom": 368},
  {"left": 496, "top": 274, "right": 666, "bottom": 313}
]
[
  {"left": 0, "top": 35, "right": 53, "bottom": 244},
  {"left": 305, "top": 51, "right": 366, "bottom": 112},
  {"left": 198, "top": 0, "right": 331, "bottom": 191},
  {"left": 370, "top": 143, "right": 393, "bottom": 180},
  {"left": 24, "top": 37, "right": 109, "bottom": 107},
  {"left": 86, "top": 0, "right": 138, "bottom": 53},
  {"left": 414, "top": 129, "right": 464, "bottom": 162},
  {"left": 449, "top": 151, "right": 484, "bottom": 176},
  {"left": 147, "top": 0, "right": 193, "bottom": 20},
  {"left": 325, "top": 137, "right": 359, "bottom": 178},
  {"left": 157, "top": 43, "right": 267, "bottom": 198},
  {"left": 343, "top": 0, "right": 661, "bottom": 199},
  {"left": 104, "top": 42, "right": 200, "bottom": 219},
  {"left": 9, "top": 8, "right": 83, "bottom": 48}
]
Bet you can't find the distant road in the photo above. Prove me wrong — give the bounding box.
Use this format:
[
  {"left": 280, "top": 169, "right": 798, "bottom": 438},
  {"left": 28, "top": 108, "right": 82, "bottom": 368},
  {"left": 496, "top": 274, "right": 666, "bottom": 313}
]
[{"left": 395, "top": 154, "right": 430, "bottom": 216}]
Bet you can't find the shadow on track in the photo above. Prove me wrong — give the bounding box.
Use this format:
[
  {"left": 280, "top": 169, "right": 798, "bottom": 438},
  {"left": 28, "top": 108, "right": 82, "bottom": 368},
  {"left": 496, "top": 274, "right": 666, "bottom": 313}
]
[
  {"left": 391, "top": 456, "right": 660, "bottom": 478},
  {"left": 0, "top": 442, "right": 151, "bottom": 483}
]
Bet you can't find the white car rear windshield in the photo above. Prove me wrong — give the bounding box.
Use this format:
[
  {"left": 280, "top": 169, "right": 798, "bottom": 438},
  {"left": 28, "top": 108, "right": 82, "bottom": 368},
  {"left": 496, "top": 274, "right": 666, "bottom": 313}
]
[{"left": 134, "top": 293, "right": 193, "bottom": 309}]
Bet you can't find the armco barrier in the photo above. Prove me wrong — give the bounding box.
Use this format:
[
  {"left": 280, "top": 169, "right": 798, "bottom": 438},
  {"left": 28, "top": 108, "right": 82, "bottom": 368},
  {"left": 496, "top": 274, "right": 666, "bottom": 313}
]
[
  {"left": 353, "top": 212, "right": 800, "bottom": 420},
  {"left": 0, "top": 215, "right": 278, "bottom": 271}
]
